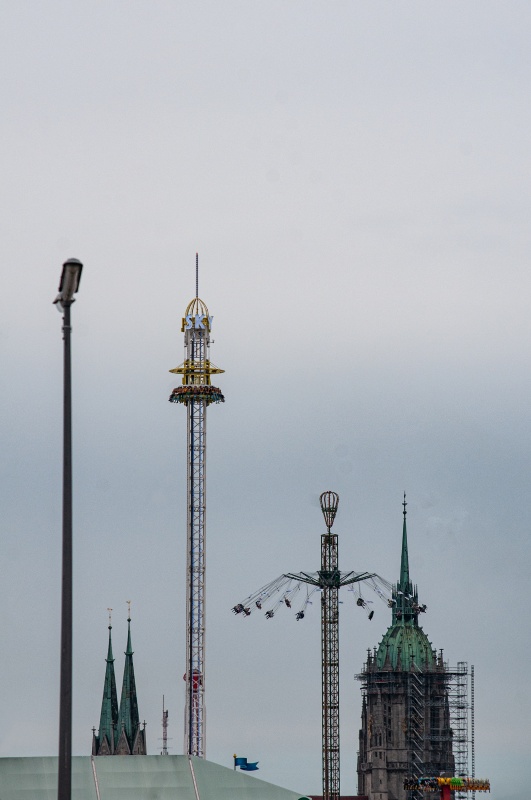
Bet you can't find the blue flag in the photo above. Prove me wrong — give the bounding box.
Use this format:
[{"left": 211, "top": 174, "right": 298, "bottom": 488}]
[{"left": 234, "top": 757, "right": 259, "bottom": 771}]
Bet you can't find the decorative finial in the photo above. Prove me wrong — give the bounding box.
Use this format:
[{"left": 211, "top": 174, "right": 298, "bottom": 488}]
[
  {"left": 195, "top": 253, "right": 199, "bottom": 299},
  {"left": 107, "top": 607, "right": 113, "bottom": 629},
  {"left": 126, "top": 600, "right": 131, "bottom": 621},
  {"left": 320, "top": 491, "right": 339, "bottom": 532},
  {"left": 402, "top": 492, "right": 407, "bottom": 519}
]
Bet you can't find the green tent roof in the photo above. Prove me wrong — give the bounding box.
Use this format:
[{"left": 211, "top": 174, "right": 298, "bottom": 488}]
[{"left": 0, "top": 755, "right": 307, "bottom": 800}]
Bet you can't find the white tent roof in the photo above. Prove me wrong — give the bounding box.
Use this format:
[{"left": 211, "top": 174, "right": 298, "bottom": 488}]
[{"left": 0, "top": 755, "right": 308, "bottom": 800}]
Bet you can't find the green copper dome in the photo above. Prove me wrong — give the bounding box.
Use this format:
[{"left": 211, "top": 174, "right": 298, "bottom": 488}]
[
  {"left": 375, "top": 495, "right": 435, "bottom": 671},
  {"left": 376, "top": 621, "right": 435, "bottom": 670}
]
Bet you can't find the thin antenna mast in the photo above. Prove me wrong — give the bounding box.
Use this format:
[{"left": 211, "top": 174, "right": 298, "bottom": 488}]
[
  {"left": 196, "top": 253, "right": 198, "bottom": 298},
  {"left": 161, "top": 695, "right": 169, "bottom": 755}
]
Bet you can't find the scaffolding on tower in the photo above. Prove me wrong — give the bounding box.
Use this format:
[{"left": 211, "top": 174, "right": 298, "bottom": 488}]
[
  {"left": 401, "top": 659, "right": 473, "bottom": 800},
  {"left": 169, "top": 254, "right": 224, "bottom": 758},
  {"left": 446, "top": 662, "right": 470, "bottom": 800}
]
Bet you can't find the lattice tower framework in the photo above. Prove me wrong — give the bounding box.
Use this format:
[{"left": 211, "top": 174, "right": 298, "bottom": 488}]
[
  {"left": 169, "top": 259, "right": 224, "bottom": 758},
  {"left": 449, "top": 662, "right": 469, "bottom": 800},
  {"left": 321, "top": 529, "right": 340, "bottom": 800}
]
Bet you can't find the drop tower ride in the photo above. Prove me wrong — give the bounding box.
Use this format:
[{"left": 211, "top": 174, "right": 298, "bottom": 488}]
[{"left": 169, "top": 255, "right": 224, "bottom": 757}]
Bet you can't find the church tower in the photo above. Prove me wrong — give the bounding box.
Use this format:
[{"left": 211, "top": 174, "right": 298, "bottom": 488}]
[
  {"left": 93, "top": 613, "right": 147, "bottom": 756},
  {"left": 92, "top": 617, "right": 119, "bottom": 755},
  {"left": 115, "top": 615, "right": 147, "bottom": 754},
  {"left": 357, "top": 497, "right": 454, "bottom": 800}
]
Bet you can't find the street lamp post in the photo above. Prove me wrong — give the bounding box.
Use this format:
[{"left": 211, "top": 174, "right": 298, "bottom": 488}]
[{"left": 53, "top": 258, "right": 83, "bottom": 800}]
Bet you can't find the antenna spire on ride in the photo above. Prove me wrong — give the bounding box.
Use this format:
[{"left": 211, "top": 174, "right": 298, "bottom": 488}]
[{"left": 168, "top": 254, "right": 225, "bottom": 759}]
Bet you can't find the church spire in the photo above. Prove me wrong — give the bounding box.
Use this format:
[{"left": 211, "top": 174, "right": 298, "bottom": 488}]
[
  {"left": 117, "top": 614, "right": 140, "bottom": 742},
  {"left": 115, "top": 604, "right": 146, "bottom": 755},
  {"left": 92, "top": 609, "right": 119, "bottom": 755},
  {"left": 392, "top": 493, "right": 418, "bottom": 625},
  {"left": 399, "top": 492, "right": 410, "bottom": 592}
]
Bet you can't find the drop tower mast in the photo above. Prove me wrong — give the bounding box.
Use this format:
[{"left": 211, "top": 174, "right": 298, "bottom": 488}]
[{"left": 169, "top": 254, "right": 224, "bottom": 757}]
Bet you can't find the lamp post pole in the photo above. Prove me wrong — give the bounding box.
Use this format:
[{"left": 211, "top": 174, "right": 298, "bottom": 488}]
[{"left": 54, "top": 259, "right": 83, "bottom": 800}]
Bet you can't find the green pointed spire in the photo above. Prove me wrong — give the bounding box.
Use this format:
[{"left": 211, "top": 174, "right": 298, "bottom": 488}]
[
  {"left": 391, "top": 493, "right": 417, "bottom": 626},
  {"left": 375, "top": 495, "right": 434, "bottom": 670},
  {"left": 97, "top": 621, "right": 118, "bottom": 751},
  {"left": 117, "top": 616, "right": 140, "bottom": 748},
  {"left": 399, "top": 492, "right": 410, "bottom": 591},
  {"left": 126, "top": 618, "right": 133, "bottom": 657}
]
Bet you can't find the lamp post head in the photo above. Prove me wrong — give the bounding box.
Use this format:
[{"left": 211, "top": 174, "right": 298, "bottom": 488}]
[
  {"left": 54, "top": 258, "right": 83, "bottom": 309},
  {"left": 320, "top": 490, "right": 339, "bottom": 532}
]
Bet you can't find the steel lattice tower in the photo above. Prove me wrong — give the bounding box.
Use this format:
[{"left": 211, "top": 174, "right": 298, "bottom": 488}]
[
  {"left": 232, "top": 491, "right": 389, "bottom": 800},
  {"left": 320, "top": 491, "right": 341, "bottom": 800},
  {"left": 169, "top": 255, "right": 224, "bottom": 758}
]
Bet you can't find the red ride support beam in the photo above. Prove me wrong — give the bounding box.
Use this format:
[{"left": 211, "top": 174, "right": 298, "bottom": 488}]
[{"left": 440, "top": 785, "right": 452, "bottom": 800}]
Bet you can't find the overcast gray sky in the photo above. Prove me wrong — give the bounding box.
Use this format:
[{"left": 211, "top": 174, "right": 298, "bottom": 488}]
[{"left": 0, "top": 1, "right": 530, "bottom": 797}]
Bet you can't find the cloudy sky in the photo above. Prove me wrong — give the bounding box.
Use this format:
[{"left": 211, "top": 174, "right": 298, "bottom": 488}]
[{"left": 1, "top": 1, "right": 530, "bottom": 797}]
